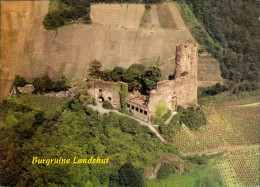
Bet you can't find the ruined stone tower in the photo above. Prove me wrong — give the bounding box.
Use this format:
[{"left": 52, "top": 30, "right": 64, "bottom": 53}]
[
  {"left": 147, "top": 41, "right": 198, "bottom": 121},
  {"left": 174, "top": 41, "right": 198, "bottom": 79}
]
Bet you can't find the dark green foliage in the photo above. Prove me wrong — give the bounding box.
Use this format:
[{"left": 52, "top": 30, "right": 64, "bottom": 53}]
[
  {"left": 160, "top": 106, "right": 206, "bottom": 141},
  {"left": 157, "top": 163, "right": 176, "bottom": 179},
  {"left": 199, "top": 83, "right": 230, "bottom": 97},
  {"left": 88, "top": 60, "right": 103, "bottom": 79},
  {"left": 103, "top": 67, "right": 125, "bottom": 82},
  {"left": 33, "top": 111, "right": 45, "bottom": 127},
  {"left": 14, "top": 75, "right": 27, "bottom": 87},
  {"left": 182, "top": 0, "right": 259, "bottom": 87},
  {"left": 102, "top": 100, "right": 113, "bottom": 109},
  {"left": 141, "top": 66, "right": 161, "bottom": 93},
  {"left": 178, "top": 106, "right": 207, "bottom": 131},
  {"left": 43, "top": 1, "right": 91, "bottom": 30},
  {"left": 43, "top": 11, "right": 65, "bottom": 30},
  {"left": 183, "top": 154, "right": 208, "bottom": 165},
  {"left": 32, "top": 74, "right": 70, "bottom": 94},
  {"left": 111, "top": 67, "right": 125, "bottom": 82},
  {"left": 53, "top": 75, "right": 70, "bottom": 92},
  {"left": 118, "top": 162, "right": 144, "bottom": 187},
  {"left": 145, "top": 4, "right": 151, "bottom": 10},
  {"left": 122, "top": 64, "right": 146, "bottom": 91},
  {"left": 1, "top": 98, "right": 180, "bottom": 186},
  {"left": 101, "top": 63, "right": 161, "bottom": 94},
  {"left": 118, "top": 84, "right": 128, "bottom": 111}
]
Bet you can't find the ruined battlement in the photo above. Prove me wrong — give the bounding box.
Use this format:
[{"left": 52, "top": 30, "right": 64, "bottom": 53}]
[{"left": 87, "top": 78, "right": 126, "bottom": 108}]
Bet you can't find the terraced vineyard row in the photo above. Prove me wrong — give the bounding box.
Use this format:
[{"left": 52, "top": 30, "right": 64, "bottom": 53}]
[
  {"left": 172, "top": 99, "right": 260, "bottom": 153},
  {"left": 216, "top": 146, "right": 259, "bottom": 187}
]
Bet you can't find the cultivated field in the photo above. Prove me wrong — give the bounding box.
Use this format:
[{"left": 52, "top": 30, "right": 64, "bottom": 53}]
[
  {"left": 216, "top": 146, "right": 259, "bottom": 187},
  {"left": 1, "top": 1, "right": 49, "bottom": 99},
  {"left": 172, "top": 95, "right": 260, "bottom": 153},
  {"left": 172, "top": 95, "right": 260, "bottom": 186},
  {"left": 197, "top": 56, "right": 223, "bottom": 87}
]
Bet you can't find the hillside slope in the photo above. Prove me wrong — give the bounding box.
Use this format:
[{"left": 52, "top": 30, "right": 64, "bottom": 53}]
[{"left": 1, "top": 2, "right": 222, "bottom": 99}]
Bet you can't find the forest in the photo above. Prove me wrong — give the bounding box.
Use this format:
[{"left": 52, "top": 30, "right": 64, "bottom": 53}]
[
  {"left": 178, "top": 0, "right": 259, "bottom": 91},
  {"left": 1, "top": 94, "right": 224, "bottom": 186}
]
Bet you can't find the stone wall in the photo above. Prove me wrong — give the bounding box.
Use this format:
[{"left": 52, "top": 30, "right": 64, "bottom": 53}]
[
  {"left": 148, "top": 41, "right": 198, "bottom": 118},
  {"left": 148, "top": 76, "right": 197, "bottom": 116},
  {"left": 87, "top": 78, "right": 125, "bottom": 108}
]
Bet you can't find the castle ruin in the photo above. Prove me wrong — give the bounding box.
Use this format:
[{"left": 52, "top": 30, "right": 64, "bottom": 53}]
[
  {"left": 88, "top": 41, "right": 198, "bottom": 122},
  {"left": 147, "top": 41, "right": 198, "bottom": 119}
]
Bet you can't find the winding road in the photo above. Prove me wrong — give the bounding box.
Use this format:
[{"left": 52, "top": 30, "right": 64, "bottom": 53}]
[
  {"left": 87, "top": 104, "right": 259, "bottom": 156},
  {"left": 88, "top": 104, "right": 165, "bottom": 142}
]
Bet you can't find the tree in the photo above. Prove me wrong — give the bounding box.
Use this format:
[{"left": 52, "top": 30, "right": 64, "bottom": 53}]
[
  {"left": 111, "top": 67, "right": 125, "bottom": 82},
  {"left": 122, "top": 64, "right": 145, "bottom": 91},
  {"left": 141, "top": 66, "right": 161, "bottom": 93},
  {"left": 88, "top": 60, "right": 103, "bottom": 79},
  {"left": 33, "top": 77, "right": 44, "bottom": 93},
  {"left": 54, "top": 75, "right": 70, "bottom": 92},
  {"left": 14, "top": 75, "right": 27, "bottom": 87},
  {"left": 118, "top": 162, "right": 144, "bottom": 187},
  {"left": 41, "top": 74, "right": 53, "bottom": 92}
]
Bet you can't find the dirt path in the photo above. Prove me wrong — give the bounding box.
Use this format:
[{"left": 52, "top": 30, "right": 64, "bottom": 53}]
[
  {"left": 236, "top": 102, "right": 260, "bottom": 107},
  {"left": 165, "top": 111, "right": 177, "bottom": 124},
  {"left": 182, "top": 144, "right": 259, "bottom": 156}
]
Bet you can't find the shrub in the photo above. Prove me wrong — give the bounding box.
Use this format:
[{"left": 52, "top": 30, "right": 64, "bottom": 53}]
[
  {"left": 179, "top": 107, "right": 207, "bottom": 131},
  {"left": 155, "top": 102, "right": 167, "bottom": 119},
  {"left": 157, "top": 163, "right": 176, "bottom": 179},
  {"left": 14, "top": 75, "right": 27, "bottom": 87},
  {"left": 145, "top": 4, "right": 151, "bottom": 10},
  {"left": 118, "top": 162, "right": 144, "bottom": 187},
  {"left": 43, "top": 1, "right": 91, "bottom": 30},
  {"left": 102, "top": 101, "right": 113, "bottom": 109},
  {"left": 32, "top": 75, "right": 70, "bottom": 94}
]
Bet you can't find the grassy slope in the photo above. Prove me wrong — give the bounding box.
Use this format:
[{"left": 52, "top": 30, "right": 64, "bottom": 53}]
[
  {"left": 140, "top": 9, "right": 151, "bottom": 27},
  {"left": 146, "top": 163, "right": 224, "bottom": 187},
  {"left": 14, "top": 95, "right": 72, "bottom": 118}
]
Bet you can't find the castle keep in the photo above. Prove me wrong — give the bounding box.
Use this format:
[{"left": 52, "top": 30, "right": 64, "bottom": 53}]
[{"left": 88, "top": 41, "right": 198, "bottom": 122}]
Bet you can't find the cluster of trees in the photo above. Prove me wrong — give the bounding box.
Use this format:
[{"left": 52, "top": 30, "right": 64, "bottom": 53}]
[
  {"left": 199, "top": 81, "right": 259, "bottom": 98},
  {"left": 183, "top": 0, "right": 259, "bottom": 90},
  {"left": 88, "top": 60, "right": 161, "bottom": 94},
  {"left": 14, "top": 75, "right": 70, "bottom": 94},
  {"left": 43, "top": 1, "right": 91, "bottom": 30},
  {"left": 159, "top": 106, "right": 207, "bottom": 141},
  {"left": 1, "top": 97, "right": 180, "bottom": 186}
]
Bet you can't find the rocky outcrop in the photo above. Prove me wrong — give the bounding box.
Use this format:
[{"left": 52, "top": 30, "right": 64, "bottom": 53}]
[
  {"left": 17, "top": 84, "right": 35, "bottom": 94},
  {"left": 145, "top": 155, "right": 184, "bottom": 180}
]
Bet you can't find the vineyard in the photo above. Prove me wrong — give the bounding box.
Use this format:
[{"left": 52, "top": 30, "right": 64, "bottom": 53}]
[
  {"left": 216, "top": 146, "right": 259, "bottom": 187},
  {"left": 171, "top": 95, "right": 259, "bottom": 186},
  {"left": 172, "top": 96, "right": 260, "bottom": 153}
]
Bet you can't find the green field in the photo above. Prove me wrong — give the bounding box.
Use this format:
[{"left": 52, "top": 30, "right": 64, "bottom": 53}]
[{"left": 14, "top": 95, "right": 72, "bottom": 118}]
